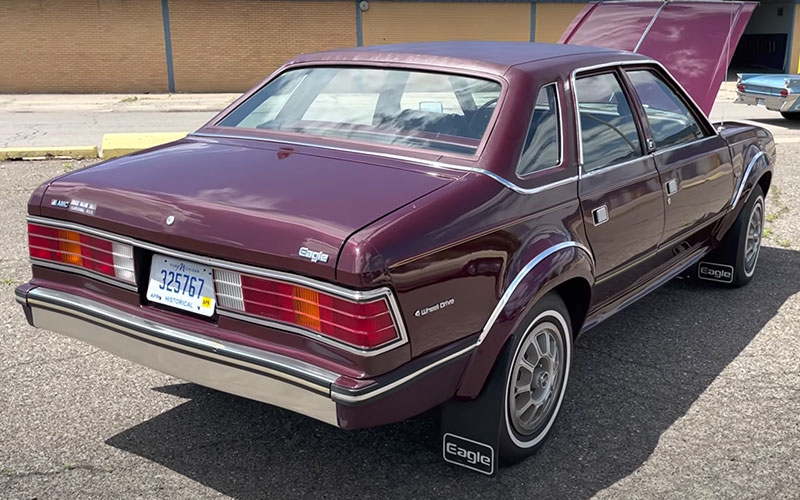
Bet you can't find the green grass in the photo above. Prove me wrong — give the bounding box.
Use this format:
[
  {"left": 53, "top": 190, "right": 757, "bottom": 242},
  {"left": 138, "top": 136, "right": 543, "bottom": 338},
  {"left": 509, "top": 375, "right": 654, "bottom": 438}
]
[
  {"left": 119, "top": 96, "right": 139, "bottom": 103},
  {"left": 762, "top": 227, "right": 774, "bottom": 239},
  {"left": 776, "top": 238, "right": 792, "bottom": 248}
]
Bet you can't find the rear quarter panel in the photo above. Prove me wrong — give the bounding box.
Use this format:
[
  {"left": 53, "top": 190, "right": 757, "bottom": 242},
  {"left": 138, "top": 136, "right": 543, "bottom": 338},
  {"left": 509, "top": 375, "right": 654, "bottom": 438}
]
[{"left": 338, "top": 173, "right": 587, "bottom": 358}]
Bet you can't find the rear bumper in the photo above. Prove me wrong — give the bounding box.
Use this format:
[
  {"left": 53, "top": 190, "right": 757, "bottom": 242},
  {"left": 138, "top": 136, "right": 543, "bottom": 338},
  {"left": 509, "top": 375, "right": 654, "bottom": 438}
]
[
  {"left": 735, "top": 91, "right": 800, "bottom": 113},
  {"left": 15, "top": 284, "right": 474, "bottom": 429}
]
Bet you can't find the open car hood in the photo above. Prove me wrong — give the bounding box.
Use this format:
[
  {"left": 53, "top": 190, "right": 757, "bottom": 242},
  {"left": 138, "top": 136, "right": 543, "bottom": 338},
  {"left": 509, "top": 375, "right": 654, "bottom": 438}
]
[{"left": 560, "top": 0, "right": 756, "bottom": 115}]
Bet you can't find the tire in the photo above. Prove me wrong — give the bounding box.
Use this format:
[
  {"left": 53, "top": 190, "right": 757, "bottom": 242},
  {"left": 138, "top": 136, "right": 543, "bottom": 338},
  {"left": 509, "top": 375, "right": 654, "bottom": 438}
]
[
  {"left": 707, "top": 185, "right": 765, "bottom": 288},
  {"left": 780, "top": 111, "right": 800, "bottom": 120},
  {"left": 498, "top": 293, "right": 572, "bottom": 464}
]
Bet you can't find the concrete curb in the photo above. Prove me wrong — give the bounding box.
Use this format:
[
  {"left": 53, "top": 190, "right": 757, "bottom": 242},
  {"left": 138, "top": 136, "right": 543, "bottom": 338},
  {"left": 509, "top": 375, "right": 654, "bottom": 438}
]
[
  {"left": 0, "top": 146, "right": 99, "bottom": 160},
  {"left": 101, "top": 132, "right": 188, "bottom": 159}
]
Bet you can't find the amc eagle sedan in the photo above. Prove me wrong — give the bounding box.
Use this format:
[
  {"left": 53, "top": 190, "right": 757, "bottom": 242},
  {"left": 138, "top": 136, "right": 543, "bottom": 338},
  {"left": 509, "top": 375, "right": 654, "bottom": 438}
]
[{"left": 16, "top": 41, "right": 773, "bottom": 474}]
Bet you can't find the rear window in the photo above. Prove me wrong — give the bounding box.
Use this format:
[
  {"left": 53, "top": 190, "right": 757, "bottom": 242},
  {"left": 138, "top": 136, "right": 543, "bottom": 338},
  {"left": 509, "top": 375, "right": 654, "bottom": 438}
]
[{"left": 218, "top": 67, "right": 502, "bottom": 156}]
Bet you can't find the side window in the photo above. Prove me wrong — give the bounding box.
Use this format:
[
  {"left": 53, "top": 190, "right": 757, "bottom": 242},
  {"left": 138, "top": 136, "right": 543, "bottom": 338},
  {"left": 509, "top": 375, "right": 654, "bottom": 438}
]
[
  {"left": 575, "top": 72, "right": 643, "bottom": 172},
  {"left": 626, "top": 69, "right": 704, "bottom": 149},
  {"left": 517, "top": 85, "right": 560, "bottom": 176}
]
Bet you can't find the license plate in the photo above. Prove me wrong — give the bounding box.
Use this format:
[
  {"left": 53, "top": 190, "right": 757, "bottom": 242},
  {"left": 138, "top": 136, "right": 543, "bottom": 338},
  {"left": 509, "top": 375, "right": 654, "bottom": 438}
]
[
  {"left": 756, "top": 98, "right": 766, "bottom": 107},
  {"left": 146, "top": 255, "right": 216, "bottom": 317}
]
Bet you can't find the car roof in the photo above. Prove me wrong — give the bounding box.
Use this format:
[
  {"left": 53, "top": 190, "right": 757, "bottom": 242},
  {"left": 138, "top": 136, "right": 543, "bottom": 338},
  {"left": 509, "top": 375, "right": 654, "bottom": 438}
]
[{"left": 289, "top": 41, "right": 643, "bottom": 77}]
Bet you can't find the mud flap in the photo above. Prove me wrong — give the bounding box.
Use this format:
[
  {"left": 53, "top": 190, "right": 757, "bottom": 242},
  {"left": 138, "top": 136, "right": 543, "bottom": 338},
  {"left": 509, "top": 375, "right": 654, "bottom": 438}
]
[{"left": 439, "top": 340, "right": 513, "bottom": 476}]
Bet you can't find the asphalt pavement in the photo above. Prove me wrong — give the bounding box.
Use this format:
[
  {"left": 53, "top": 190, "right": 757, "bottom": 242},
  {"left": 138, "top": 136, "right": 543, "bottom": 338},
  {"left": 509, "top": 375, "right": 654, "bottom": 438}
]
[{"left": 0, "top": 140, "right": 799, "bottom": 499}]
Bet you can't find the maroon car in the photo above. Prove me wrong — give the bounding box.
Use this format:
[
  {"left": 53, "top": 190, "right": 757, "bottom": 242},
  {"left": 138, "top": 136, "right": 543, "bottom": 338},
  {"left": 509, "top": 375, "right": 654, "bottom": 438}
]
[{"left": 16, "top": 33, "right": 773, "bottom": 474}]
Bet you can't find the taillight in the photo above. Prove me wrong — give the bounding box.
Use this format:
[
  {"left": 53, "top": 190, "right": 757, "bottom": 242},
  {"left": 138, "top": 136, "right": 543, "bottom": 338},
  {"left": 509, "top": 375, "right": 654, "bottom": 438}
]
[
  {"left": 213, "top": 269, "right": 400, "bottom": 350},
  {"left": 736, "top": 83, "right": 745, "bottom": 92},
  {"left": 28, "top": 223, "right": 135, "bottom": 284},
  {"left": 781, "top": 88, "right": 789, "bottom": 98}
]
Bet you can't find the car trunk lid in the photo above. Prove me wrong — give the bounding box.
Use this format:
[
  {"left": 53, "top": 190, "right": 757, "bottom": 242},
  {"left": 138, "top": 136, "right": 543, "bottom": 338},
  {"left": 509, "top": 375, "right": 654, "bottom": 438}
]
[
  {"left": 38, "top": 137, "right": 457, "bottom": 280},
  {"left": 560, "top": 0, "right": 757, "bottom": 115}
]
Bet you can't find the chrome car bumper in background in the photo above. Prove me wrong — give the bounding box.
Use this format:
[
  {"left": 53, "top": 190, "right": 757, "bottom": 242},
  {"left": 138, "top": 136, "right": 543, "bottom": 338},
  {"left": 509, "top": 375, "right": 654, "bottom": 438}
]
[{"left": 735, "top": 91, "right": 800, "bottom": 113}]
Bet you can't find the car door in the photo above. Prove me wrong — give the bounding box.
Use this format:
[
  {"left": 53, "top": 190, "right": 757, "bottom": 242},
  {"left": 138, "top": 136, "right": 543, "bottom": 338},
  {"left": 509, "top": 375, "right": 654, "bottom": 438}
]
[
  {"left": 623, "top": 68, "right": 734, "bottom": 248},
  {"left": 575, "top": 70, "right": 665, "bottom": 307}
]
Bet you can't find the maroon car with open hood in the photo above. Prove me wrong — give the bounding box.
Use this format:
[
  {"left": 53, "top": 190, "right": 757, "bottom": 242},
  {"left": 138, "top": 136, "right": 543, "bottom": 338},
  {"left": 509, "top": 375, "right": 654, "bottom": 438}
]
[{"left": 16, "top": 1, "right": 772, "bottom": 476}]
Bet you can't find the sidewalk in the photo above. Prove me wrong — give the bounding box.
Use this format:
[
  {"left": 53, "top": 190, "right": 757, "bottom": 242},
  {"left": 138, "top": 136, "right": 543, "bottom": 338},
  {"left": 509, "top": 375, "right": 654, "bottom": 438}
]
[
  {"left": 0, "top": 93, "right": 238, "bottom": 113},
  {"left": 0, "top": 93, "right": 237, "bottom": 154}
]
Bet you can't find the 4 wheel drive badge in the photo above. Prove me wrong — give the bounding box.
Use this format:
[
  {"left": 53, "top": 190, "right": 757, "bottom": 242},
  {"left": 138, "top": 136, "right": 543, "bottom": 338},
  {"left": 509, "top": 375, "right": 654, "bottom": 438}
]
[
  {"left": 414, "top": 298, "right": 455, "bottom": 317},
  {"left": 165, "top": 215, "right": 175, "bottom": 226},
  {"left": 698, "top": 262, "right": 734, "bottom": 283}
]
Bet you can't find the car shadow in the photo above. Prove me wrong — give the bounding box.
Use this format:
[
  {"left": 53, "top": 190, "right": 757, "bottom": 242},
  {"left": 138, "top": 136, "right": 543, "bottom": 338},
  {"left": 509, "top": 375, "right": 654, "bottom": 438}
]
[{"left": 106, "top": 246, "right": 800, "bottom": 500}]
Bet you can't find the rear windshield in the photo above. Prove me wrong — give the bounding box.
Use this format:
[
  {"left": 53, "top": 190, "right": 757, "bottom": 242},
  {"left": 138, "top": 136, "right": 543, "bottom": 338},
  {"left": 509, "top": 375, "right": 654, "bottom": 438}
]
[{"left": 217, "top": 67, "right": 503, "bottom": 156}]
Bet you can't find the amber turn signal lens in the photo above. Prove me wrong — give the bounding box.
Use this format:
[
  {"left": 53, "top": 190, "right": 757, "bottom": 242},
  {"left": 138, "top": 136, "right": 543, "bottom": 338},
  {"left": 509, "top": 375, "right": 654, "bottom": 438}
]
[
  {"left": 293, "top": 286, "right": 321, "bottom": 331},
  {"left": 58, "top": 230, "right": 83, "bottom": 266}
]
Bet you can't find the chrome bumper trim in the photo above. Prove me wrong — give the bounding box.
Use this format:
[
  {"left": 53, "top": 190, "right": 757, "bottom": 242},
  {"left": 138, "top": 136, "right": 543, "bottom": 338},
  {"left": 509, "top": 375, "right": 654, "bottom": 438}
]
[
  {"left": 22, "top": 287, "right": 340, "bottom": 426},
  {"left": 735, "top": 92, "right": 800, "bottom": 112}
]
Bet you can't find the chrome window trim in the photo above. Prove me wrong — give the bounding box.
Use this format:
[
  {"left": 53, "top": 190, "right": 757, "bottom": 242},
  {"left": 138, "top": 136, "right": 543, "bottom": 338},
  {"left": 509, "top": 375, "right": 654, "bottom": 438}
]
[
  {"left": 476, "top": 241, "right": 594, "bottom": 345},
  {"left": 27, "top": 215, "right": 409, "bottom": 354},
  {"left": 731, "top": 150, "right": 766, "bottom": 208},
  {"left": 190, "top": 132, "right": 575, "bottom": 196},
  {"left": 30, "top": 258, "right": 138, "bottom": 292},
  {"left": 515, "top": 82, "right": 564, "bottom": 178},
  {"left": 646, "top": 134, "right": 721, "bottom": 157},
  {"left": 577, "top": 155, "right": 649, "bottom": 179},
  {"left": 571, "top": 60, "right": 718, "bottom": 172}
]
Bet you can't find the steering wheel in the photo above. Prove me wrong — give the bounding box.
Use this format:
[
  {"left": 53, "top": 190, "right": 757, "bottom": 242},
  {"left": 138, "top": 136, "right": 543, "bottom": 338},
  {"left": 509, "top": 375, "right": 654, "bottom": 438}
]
[{"left": 468, "top": 98, "right": 499, "bottom": 136}]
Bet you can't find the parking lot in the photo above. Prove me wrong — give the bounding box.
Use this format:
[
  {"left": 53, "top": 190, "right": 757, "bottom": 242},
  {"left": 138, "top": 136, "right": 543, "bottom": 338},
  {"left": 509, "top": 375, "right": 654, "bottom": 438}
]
[{"left": 2, "top": 137, "right": 800, "bottom": 498}]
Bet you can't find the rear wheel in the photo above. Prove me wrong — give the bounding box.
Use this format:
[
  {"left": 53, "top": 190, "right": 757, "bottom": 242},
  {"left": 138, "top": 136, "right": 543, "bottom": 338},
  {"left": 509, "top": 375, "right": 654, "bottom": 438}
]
[
  {"left": 780, "top": 111, "right": 800, "bottom": 120},
  {"left": 499, "top": 293, "right": 572, "bottom": 464},
  {"left": 703, "top": 185, "right": 764, "bottom": 287}
]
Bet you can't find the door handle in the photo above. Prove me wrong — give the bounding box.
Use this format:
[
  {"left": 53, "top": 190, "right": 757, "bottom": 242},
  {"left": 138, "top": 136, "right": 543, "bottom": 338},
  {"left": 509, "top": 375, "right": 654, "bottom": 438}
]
[
  {"left": 665, "top": 179, "right": 678, "bottom": 196},
  {"left": 592, "top": 205, "right": 609, "bottom": 226}
]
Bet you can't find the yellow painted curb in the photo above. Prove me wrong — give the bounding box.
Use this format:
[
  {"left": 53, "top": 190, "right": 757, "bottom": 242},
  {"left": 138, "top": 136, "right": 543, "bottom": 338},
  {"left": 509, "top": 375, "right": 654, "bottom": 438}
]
[
  {"left": 0, "top": 146, "right": 98, "bottom": 160},
  {"left": 101, "top": 132, "right": 188, "bottom": 159}
]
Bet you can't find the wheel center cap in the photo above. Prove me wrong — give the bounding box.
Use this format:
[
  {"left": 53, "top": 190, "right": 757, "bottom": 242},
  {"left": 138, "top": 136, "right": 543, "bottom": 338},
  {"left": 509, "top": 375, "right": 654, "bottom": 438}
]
[{"left": 537, "top": 372, "right": 550, "bottom": 389}]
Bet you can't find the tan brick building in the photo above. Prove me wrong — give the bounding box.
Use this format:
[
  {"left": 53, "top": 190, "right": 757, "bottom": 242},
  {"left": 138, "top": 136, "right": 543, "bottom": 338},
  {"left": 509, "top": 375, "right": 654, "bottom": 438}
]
[{"left": 1, "top": 0, "right": 798, "bottom": 93}]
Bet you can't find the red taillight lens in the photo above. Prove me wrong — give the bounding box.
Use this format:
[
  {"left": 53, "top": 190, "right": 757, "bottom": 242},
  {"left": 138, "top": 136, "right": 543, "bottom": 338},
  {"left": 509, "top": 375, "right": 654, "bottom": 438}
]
[
  {"left": 28, "top": 223, "right": 135, "bottom": 284},
  {"left": 213, "top": 269, "right": 400, "bottom": 350},
  {"left": 737, "top": 83, "right": 746, "bottom": 93},
  {"left": 781, "top": 88, "right": 789, "bottom": 98}
]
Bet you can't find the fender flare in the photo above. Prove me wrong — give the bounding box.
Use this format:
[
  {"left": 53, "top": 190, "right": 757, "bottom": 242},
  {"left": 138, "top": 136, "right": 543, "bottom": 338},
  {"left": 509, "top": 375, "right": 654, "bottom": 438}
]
[
  {"left": 716, "top": 145, "right": 772, "bottom": 243},
  {"left": 731, "top": 146, "right": 771, "bottom": 211},
  {"left": 455, "top": 241, "right": 594, "bottom": 398}
]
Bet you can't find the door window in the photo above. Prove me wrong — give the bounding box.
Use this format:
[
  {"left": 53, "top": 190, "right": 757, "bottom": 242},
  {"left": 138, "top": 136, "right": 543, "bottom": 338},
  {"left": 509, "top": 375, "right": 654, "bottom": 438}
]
[
  {"left": 575, "top": 72, "right": 643, "bottom": 172},
  {"left": 517, "top": 85, "right": 560, "bottom": 176},
  {"left": 626, "top": 69, "right": 704, "bottom": 149}
]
